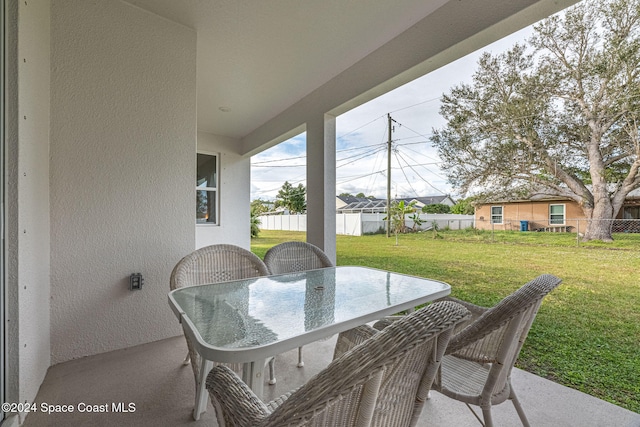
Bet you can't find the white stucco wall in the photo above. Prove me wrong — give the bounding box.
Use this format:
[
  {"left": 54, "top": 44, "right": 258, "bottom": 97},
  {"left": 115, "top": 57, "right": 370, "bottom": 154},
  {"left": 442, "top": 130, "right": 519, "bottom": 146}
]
[
  {"left": 196, "top": 131, "right": 251, "bottom": 250},
  {"left": 49, "top": 0, "right": 196, "bottom": 363},
  {"left": 7, "top": 0, "right": 51, "bottom": 419}
]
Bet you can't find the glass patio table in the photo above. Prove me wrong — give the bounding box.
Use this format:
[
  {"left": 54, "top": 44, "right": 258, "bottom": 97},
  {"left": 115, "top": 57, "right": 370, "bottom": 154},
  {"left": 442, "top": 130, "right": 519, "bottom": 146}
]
[{"left": 168, "top": 265, "right": 451, "bottom": 420}]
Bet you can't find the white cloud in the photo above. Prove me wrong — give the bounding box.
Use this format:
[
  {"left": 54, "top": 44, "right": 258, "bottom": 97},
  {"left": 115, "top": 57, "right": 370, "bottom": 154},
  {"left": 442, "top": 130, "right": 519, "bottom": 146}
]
[{"left": 251, "top": 25, "right": 536, "bottom": 201}]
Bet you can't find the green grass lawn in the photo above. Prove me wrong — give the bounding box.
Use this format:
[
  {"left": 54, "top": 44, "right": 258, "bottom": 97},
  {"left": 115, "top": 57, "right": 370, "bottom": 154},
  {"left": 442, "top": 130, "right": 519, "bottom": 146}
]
[{"left": 252, "top": 229, "right": 640, "bottom": 413}]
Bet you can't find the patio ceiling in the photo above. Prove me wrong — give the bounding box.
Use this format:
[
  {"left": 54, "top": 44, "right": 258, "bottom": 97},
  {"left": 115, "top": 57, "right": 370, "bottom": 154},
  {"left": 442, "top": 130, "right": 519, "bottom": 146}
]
[
  {"left": 124, "top": 0, "right": 448, "bottom": 139},
  {"left": 122, "top": 0, "right": 578, "bottom": 151}
]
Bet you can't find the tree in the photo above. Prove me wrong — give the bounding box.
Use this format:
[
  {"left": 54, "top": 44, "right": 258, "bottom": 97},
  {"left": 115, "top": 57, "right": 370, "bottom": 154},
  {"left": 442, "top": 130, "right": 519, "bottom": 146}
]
[
  {"left": 339, "top": 192, "right": 375, "bottom": 199},
  {"left": 250, "top": 211, "right": 261, "bottom": 238},
  {"left": 250, "top": 199, "right": 272, "bottom": 238},
  {"left": 408, "top": 211, "right": 424, "bottom": 232},
  {"left": 275, "top": 181, "right": 307, "bottom": 213},
  {"left": 421, "top": 203, "right": 451, "bottom": 214},
  {"left": 431, "top": 0, "right": 640, "bottom": 242},
  {"left": 250, "top": 199, "right": 272, "bottom": 216},
  {"left": 451, "top": 198, "right": 476, "bottom": 215},
  {"left": 384, "top": 200, "right": 417, "bottom": 245}
]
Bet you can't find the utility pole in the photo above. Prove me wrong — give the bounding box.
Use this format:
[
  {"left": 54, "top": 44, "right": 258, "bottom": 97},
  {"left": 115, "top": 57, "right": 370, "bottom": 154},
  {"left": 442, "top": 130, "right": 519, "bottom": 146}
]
[{"left": 386, "top": 113, "right": 392, "bottom": 237}]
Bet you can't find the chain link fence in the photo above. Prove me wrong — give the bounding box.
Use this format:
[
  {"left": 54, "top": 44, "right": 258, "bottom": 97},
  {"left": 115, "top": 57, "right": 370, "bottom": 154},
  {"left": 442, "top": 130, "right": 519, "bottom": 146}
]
[
  {"left": 608, "top": 219, "right": 640, "bottom": 233},
  {"left": 490, "top": 218, "right": 640, "bottom": 234},
  {"left": 482, "top": 218, "right": 640, "bottom": 246}
]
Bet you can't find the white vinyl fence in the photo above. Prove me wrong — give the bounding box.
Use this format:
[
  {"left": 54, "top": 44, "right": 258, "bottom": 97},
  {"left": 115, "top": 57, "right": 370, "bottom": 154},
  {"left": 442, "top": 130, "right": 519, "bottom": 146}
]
[{"left": 258, "top": 213, "right": 475, "bottom": 236}]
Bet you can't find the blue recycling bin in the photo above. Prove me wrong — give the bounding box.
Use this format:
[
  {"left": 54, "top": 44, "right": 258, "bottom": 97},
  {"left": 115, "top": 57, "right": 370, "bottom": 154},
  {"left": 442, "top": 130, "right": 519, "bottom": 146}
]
[{"left": 520, "top": 220, "right": 529, "bottom": 231}]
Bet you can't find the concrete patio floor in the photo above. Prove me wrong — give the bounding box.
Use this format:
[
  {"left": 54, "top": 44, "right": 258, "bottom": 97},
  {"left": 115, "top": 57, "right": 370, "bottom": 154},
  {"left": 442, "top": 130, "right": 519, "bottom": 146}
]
[{"left": 24, "top": 335, "right": 640, "bottom": 427}]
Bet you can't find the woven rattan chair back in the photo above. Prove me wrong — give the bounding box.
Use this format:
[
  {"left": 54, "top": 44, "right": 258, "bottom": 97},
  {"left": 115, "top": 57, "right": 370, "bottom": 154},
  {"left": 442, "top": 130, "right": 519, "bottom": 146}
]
[
  {"left": 170, "top": 244, "right": 272, "bottom": 415},
  {"left": 207, "top": 300, "right": 470, "bottom": 427},
  {"left": 171, "top": 244, "right": 269, "bottom": 290},
  {"left": 263, "top": 241, "right": 333, "bottom": 275},
  {"left": 432, "top": 274, "right": 562, "bottom": 427},
  {"left": 263, "top": 241, "right": 334, "bottom": 368}
]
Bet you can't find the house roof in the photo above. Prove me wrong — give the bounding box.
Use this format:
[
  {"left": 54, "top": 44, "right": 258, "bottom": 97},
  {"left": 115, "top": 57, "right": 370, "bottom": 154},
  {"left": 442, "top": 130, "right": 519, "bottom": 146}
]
[
  {"left": 404, "top": 196, "right": 453, "bottom": 205},
  {"left": 479, "top": 187, "right": 640, "bottom": 205},
  {"left": 338, "top": 200, "right": 389, "bottom": 213},
  {"left": 477, "top": 196, "right": 570, "bottom": 204},
  {"left": 336, "top": 195, "right": 452, "bottom": 212},
  {"left": 336, "top": 195, "right": 373, "bottom": 205}
]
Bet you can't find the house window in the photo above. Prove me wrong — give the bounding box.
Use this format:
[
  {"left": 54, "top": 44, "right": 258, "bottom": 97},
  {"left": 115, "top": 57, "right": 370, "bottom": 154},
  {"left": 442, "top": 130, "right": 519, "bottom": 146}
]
[
  {"left": 196, "top": 152, "right": 218, "bottom": 225},
  {"left": 490, "top": 206, "right": 503, "bottom": 224},
  {"left": 549, "top": 204, "right": 565, "bottom": 225},
  {"left": 623, "top": 206, "right": 640, "bottom": 219}
]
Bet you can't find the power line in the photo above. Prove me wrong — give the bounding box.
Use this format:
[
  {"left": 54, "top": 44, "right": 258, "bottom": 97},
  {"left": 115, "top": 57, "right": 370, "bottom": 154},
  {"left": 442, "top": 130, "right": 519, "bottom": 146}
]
[
  {"left": 393, "top": 150, "right": 421, "bottom": 197},
  {"left": 398, "top": 145, "right": 443, "bottom": 169},
  {"left": 337, "top": 144, "right": 386, "bottom": 164},
  {"left": 392, "top": 120, "right": 435, "bottom": 143},
  {"left": 393, "top": 135, "right": 430, "bottom": 143},
  {"left": 397, "top": 147, "right": 448, "bottom": 183},
  {"left": 337, "top": 170, "right": 386, "bottom": 185},
  {"left": 252, "top": 164, "right": 305, "bottom": 168},
  {"left": 337, "top": 114, "right": 387, "bottom": 141},
  {"left": 252, "top": 142, "right": 386, "bottom": 166},
  {"left": 252, "top": 109, "right": 451, "bottom": 198},
  {"left": 336, "top": 142, "right": 385, "bottom": 153},
  {"left": 253, "top": 143, "right": 389, "bottom": 196},
  {"left": 394, "top": 150, "right": 446, "bottom": 195},
  {"left": 337, "top": 145, "right": 388, "bottom": 169},
  {"left": 389, "top": 95, "right": 442, "bottom": 114}
]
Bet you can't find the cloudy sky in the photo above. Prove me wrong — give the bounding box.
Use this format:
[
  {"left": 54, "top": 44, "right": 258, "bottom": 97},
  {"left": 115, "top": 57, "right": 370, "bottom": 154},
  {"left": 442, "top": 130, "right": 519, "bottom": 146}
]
[{"left": 250, "top": 24, "right": 537, "bottom": 202}]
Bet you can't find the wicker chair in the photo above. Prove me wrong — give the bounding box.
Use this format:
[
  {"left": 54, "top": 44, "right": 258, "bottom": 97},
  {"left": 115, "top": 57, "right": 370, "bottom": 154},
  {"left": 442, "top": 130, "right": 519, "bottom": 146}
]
[
  {"left": 429, "top": 274, "right": 562, "bottom": 427},
  {"left": 170, "top": 244, "right": 276, "bottom": 407},
  {"left": 263, "top": 241, "right": 334, "bottom": 367},
  {"left": 263, "top": 241, "right": 333, "bottom": 275},
  {"left": 206, "top": 300, "right": 470, "bottom": 427}
]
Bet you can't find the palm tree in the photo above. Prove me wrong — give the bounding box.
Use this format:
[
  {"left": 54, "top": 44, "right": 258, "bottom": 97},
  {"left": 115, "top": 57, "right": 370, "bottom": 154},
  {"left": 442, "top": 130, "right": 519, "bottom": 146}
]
[{"left": 250, "top": 211, "right": 261, "bottom": 238}]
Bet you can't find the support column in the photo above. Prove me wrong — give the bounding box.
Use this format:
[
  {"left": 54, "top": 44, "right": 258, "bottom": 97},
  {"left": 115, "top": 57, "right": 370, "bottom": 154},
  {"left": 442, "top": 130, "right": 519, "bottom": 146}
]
[{"left": 306, "top": 114, "right": 336, "bottom": 263}]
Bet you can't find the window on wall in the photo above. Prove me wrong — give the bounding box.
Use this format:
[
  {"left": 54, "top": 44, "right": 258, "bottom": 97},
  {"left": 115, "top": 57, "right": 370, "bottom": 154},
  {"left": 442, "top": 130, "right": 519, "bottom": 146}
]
[
  {"left": 623, "top": 206, "right": 640, "bottom": 219},
  {"left": 490, "top": 206, "right": 503, "bottom": 224},
  {"left": 196, "top": 152, "right": 218, "bottom": 225},
  {"left": 549, "top": 204, "right": 565, "bottom": 225}
]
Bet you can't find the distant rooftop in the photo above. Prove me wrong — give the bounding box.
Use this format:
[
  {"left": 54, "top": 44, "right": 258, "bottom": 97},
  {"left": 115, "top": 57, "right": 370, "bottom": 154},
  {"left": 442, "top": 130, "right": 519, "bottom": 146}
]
[{"left": 336, "top": 195, "right": 454, "bottom": 213}]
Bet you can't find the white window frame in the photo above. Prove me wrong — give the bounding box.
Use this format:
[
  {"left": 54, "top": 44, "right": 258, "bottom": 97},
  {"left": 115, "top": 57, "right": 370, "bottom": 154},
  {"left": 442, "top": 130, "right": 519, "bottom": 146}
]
[
  {"left": 549, "top": 204, "right": 566, "bottom": 225},
  {"left": 196, "top": 151, "right": 219, "bottom": 226},
  {"left": 490, "top": 206, "right": 503, "bottom": 224}
]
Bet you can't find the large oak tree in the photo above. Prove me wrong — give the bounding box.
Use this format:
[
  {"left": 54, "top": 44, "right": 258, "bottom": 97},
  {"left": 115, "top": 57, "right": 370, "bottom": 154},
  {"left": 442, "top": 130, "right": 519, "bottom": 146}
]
[{"left": 431, "top": 0, "right": 640, "bottom": 241}]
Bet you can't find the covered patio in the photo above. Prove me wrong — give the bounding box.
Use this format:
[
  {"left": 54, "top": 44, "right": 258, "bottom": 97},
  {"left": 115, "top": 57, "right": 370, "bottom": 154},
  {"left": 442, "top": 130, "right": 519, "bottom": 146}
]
[
  {"left": 10, "top": 0, "right": 631, "bottom": 425},
  {"left": 23, "top": 336, "right": 640, "bottom": 426}
]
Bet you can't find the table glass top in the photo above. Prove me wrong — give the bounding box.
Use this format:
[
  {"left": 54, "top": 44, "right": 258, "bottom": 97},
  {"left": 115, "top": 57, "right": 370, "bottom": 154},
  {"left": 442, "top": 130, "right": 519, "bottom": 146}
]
[{"left": 169, "top": 266, "right": 449, "bottom": 350}]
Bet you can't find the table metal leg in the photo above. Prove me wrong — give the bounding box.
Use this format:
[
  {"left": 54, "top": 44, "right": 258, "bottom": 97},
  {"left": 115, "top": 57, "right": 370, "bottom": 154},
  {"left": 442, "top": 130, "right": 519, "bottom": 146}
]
[{"left": 193, "top": 359, "right": 213, "bottom": 420}]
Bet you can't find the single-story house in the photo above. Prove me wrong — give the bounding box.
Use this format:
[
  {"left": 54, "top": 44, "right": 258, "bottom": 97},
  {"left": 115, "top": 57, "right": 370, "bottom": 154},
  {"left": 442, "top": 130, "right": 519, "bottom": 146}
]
[
  {"left": 4, "top": 1, "right": 578, "bottom": 425},
  {"left": 475, "top": 188, "right": 640, "bottom": 232}
]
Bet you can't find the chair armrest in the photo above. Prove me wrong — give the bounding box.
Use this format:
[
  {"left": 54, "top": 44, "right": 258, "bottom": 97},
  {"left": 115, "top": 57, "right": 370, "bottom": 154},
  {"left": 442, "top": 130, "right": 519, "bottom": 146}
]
[
  {"left": 333, "top": 325, "right": 377, "bottom": 360},
  {"left": 374, "top": 297, "right": 488, "bottom": 332},
  {"left": 437, "top": 296, "right": 489, "bottom": 317},
  {"left": 206, "top": 366, "right": 270, "bottom": 426},
  {"left": 436, "top": 296, "right": 489, "bottom": 335},
  {"left": 372, "top": 316, "right": 403, "bottom": 330},
  {"left": 265, "top": 389, "right": 296, "bottom": 412}
]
